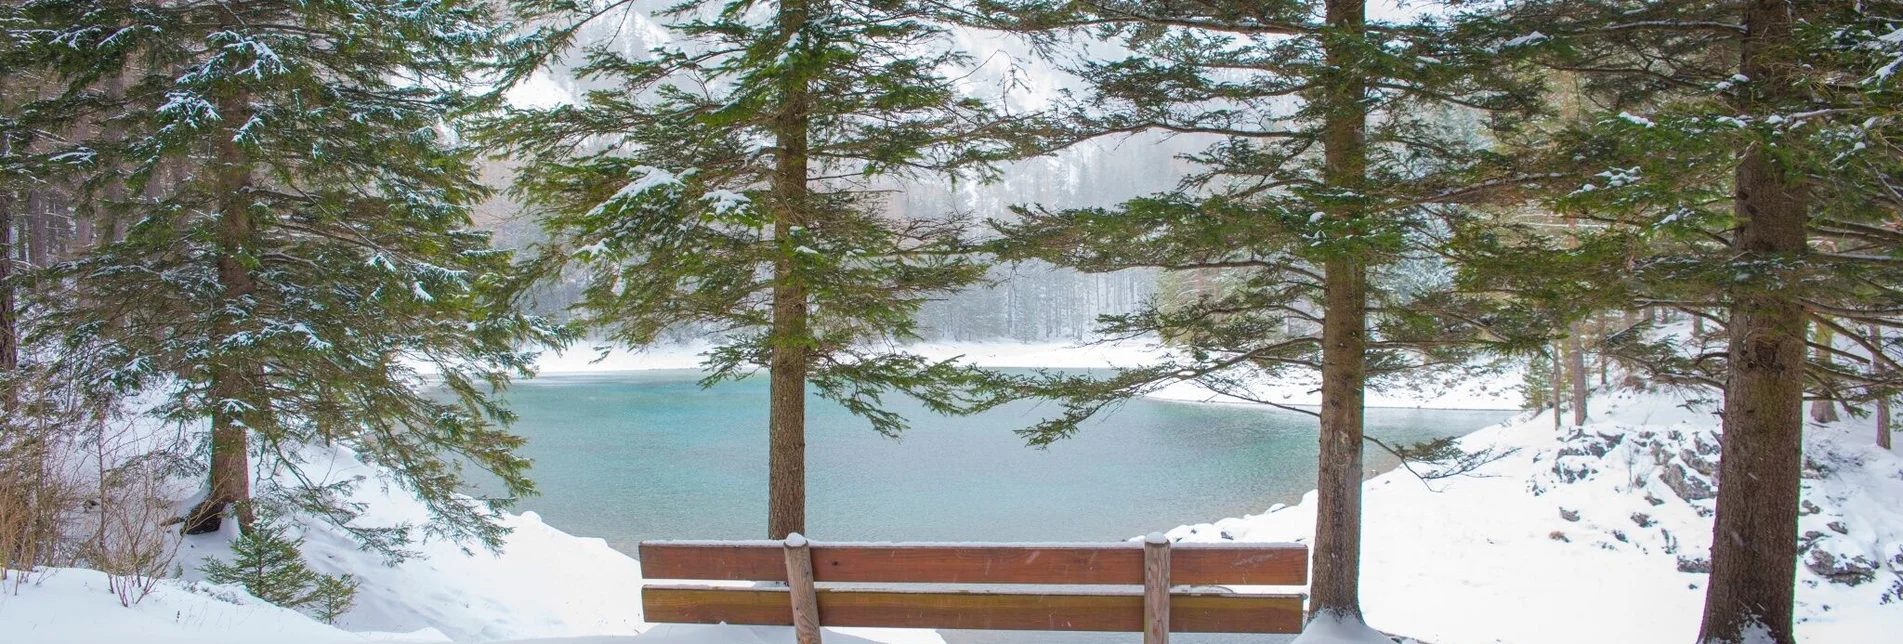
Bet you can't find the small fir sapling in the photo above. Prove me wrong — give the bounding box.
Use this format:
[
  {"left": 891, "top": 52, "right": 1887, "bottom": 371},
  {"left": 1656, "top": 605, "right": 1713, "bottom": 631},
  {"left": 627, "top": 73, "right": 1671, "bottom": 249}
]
[{"left": 199, "top": 520, "right": 357, "bottom": 621}]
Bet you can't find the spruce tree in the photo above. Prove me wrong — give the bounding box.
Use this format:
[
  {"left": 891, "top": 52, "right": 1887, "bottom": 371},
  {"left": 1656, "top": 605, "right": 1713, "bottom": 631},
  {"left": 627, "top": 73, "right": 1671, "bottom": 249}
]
[
  {"left": 970, "top": 0, "right": 1546, "bottom": 633},
  {"left": 1456, "top": 2, "right": 1903, "bottom": 641},
  {"left": 200, "top": 520, "right": 358, "bottom": 620},
  {"left": 200, "top": 521, "right": 323, "bottom": 607},
  {"left": 15, "top": 0, "right": 558, "bottom": 551},
  {"left": 309, "top": 573, "right": 361, "bottom": 623},
  {"left": 494, "top": 0, "right": 1051, "bottom": 538}
]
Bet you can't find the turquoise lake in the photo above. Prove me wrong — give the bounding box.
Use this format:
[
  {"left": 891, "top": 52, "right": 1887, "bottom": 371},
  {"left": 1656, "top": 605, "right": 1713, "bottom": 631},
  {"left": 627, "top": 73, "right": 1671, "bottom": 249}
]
[{"left": 494, "top": 369, "right": 1518, "bottom": 554}]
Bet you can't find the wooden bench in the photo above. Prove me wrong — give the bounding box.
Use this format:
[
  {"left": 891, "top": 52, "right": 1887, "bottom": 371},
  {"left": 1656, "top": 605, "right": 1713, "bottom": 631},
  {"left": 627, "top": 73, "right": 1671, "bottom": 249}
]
[{"left": 640, "top": 534, "right": 1308, "bottom": 643}]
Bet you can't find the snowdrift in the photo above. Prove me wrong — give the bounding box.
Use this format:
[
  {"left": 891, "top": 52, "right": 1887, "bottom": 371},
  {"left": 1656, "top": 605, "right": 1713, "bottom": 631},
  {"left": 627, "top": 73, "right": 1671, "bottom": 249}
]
[{"left": 1162, "top": 388, "right": 1903, "bottom": 643}]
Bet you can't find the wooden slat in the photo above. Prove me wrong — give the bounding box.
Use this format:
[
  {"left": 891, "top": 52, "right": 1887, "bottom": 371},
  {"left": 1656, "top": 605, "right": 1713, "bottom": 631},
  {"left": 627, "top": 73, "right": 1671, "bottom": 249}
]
[
  {"left": 643, "top": 585, "right": 1304, "bottom": 633},
  {"left": 1142, "top": 535, "right": 1170, "bottom": 644},
  {"left": 639, "top": 541, "right": 1307, "bottom": 586},
  {"left": 783, "top": 537, "right": 822, "bottom": 644}
]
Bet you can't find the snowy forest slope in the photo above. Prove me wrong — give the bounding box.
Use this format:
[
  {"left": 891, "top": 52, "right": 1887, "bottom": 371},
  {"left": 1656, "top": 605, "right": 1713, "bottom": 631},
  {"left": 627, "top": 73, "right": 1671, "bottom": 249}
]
[{"left": 1165, "top": 389, "right": 1903, "bottom": 643}]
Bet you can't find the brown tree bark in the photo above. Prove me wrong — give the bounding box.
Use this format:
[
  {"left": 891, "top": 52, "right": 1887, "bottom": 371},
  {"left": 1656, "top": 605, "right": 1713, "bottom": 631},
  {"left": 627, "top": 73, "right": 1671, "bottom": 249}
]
[
  {"left": 1552, "top": 344, "right": 1563, "bottom": 431},
  {"left": 182, "top": 90, "right": 258, "bottom": 536},
  {"left": 1809, "top": 326, "right": 1839, "bottom": 423},
  {"left": 1874, "top": 325, "right": 1891, "bottom": 451},
  {"left": 1596, "top": 315, "right": 1608, "bottom": 386},
  {"left": 24, "top": 191, "right": 50, "bottom": 267},
  {"left": 1698, "top": 4, "right": 1808, "bottom": 642},
  {"left": 766, "top": 0, "right": 813, "bottom": 541},
  {"left": 1, "top": 194, "right": 16, "bottom": 383},
  {"left": 1881, "top": 398, "right": 1894, "bottom": 451},
  {"left": 1568, "top": 323, "right": 1588, "bottom": 426},
  {"left": 1310, "top": 0, "right": 1369, "bottom": 624}
]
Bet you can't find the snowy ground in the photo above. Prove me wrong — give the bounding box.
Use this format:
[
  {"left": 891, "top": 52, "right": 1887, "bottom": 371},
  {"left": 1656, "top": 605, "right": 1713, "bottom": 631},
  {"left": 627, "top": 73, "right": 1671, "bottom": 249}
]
[
  {"left": 534, "top": 339, "right": 1522, "bottom": 410},
  {"left": 2, "top": 443, "right": 945, "bottom": 644},
  {"left": 1164, "top": 388, "right": 1903, "bottom": 643},
  {"left": 0, "top": 562, "right": 937, "bottom": 644},
  {"left": 0, "top": 566, "right": 439, "bottom": 644}
]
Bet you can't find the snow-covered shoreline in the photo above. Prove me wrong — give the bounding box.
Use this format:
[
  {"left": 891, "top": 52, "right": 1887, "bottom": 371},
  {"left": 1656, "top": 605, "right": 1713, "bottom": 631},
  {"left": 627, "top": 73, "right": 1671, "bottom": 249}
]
[
  {"left": 1160, "top": 390, "right": 1903, "bottom": 643},
  {"left": 531, "top": 340, "right": 1523, "bottom": 411}
]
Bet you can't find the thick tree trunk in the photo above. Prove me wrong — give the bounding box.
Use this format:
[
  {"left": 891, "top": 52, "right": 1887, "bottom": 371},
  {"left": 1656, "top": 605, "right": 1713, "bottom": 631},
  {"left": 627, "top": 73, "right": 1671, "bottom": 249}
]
[
  {"left": 1310, "top": 0, "right": 1368, "bottom": 624},
  {"left": 1809, "top": 326, "right": 1839, "bottom": 423},
  {"left": 766, "top": 0, "right": 813, "bottom": 541},
  {"left": 1698, "top": 4, "right": 1807, "bottom": 642},
  {"left": 1568, "top": 323, "right": 1588, "bottom": 426},
  {"left": 1314, "top": 256, "right": 1367, "bottom": 620},
  {"left": 182, "top": 90, "right": 258, "bottom": 536}
]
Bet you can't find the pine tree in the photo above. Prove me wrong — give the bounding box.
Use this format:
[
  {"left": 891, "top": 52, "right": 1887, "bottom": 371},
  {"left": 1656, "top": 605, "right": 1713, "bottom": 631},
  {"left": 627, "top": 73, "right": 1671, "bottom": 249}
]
[
  {"left": 200, "top": 520, "right": 358, "bottom": 620},
  {"left": 200, "top": 521, "right": 322, "bottom": 607},
  {"left": 308, "top": 573, "right": 360, "bottom": 623},
  {"left": 494, "top": 0, "right": 1054, "bottom": 538},
  {"left": 1456, "top": 2, "right": 1903, "bottom": 641},
  {"left": 15, "top": 0, "right": 559, "bottom": 551},
  {"left": 970, "top": 0, "right": 1548, "bottom": 633}
]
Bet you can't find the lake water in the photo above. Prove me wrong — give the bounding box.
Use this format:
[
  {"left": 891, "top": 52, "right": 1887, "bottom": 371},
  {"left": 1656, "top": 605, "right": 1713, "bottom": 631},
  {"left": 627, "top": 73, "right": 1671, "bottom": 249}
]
[
  {"left": 492, "top": 369, "right": 1515, "bottom": 644},
  {"left": 495, "top": 369, "right": 1515, "bottom": 552}
]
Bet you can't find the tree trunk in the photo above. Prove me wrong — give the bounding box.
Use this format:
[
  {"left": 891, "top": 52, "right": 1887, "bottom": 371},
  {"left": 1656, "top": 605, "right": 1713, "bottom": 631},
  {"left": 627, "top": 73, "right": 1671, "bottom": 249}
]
[
  {"left": 24, "top": 191, "right": 49, "bottom": 267},
  {"left": 766, "top": 0, "right": 813, "bottom": 541},
  {"left": 1568, "top": 323, "right": 1589, "bottom": 426},
  {"left": 1698, "top": 4, "right": 1807, "bottom": 642},
  {"left": 1596, "top": 315, "right": 1608, "bottom": 386},
  {"left": 182, "top": 90, "right": 258, "bottom": 536},
  {"left": 1874, "top": 325, "right": 1891, "bottom": 451},
  {"left": 1310, "top": 0, "right": 1368, "bottom": 624},
  {"left": 0, "top": 126, "right": 15, "bottom": 412},
  {"left": 1, "top": 192, "right": 16, "bottom": 384},
  {"left": 1314, "top": 256, "right": 1367, "bottom": 621},
  {"left": 1809, "top": 326, "right": 1839, "bottom": 423},
  {"left": 1552, "top": 344, "right": 1563, "bottom": 431}
]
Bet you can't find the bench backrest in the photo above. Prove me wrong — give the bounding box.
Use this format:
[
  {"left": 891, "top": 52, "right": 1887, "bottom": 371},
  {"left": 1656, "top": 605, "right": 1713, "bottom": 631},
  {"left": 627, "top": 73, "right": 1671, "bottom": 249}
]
[{"left": 639, "top": 538, "right": 1308, "bottom": 639}]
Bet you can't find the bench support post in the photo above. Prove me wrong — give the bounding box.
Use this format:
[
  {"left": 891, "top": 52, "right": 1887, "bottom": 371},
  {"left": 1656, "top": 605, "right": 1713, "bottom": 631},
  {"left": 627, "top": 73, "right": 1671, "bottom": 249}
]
[
  {"left": 1143, "top": 533, "right": 1171, "bottom": 644},
  {"left": 784, "top": 534, "right": 823, "bottom": 644}
]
